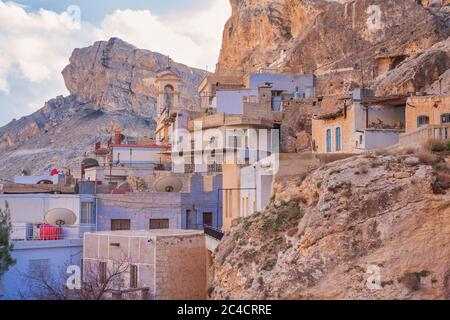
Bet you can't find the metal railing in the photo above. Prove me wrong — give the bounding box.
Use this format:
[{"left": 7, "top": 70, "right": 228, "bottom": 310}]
[
  {"left": 399, "top": 124, "right": 450, "bottom": 145},
  {"left": 10, "top": 224, "right": 96, "bottom": 242},
  {"left": 204, "top": 226, "right": 224, "bottom": 241}
]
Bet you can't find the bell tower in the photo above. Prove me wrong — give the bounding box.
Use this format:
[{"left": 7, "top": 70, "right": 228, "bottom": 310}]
[
  {"left": 155, "top": 64, "right": 182, "bottom": 116},
  {"left": 154, "top": 62, "right": 182, "bottom": 146}
]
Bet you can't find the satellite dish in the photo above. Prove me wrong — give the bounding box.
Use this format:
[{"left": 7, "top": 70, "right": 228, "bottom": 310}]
[
  {"left": 21, "top": 167, "right": 31, "bottom": 176},
  {"left": 154, "top": 176, "right": 183, "bottom": 193},
  {"left": 81, "top": 158, "right": 100, "bottom": 169},
  {"left": 44, "top": 208, "right": 77, "bottom": 227}
]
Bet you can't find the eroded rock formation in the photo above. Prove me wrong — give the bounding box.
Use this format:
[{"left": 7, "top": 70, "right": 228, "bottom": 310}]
[
  {"left": 218, "top": 0, "right": 450, "bottom": 95},
  {"left": 0, "top": 38, "right": 205, "bottom": 179},
  {"left": 62, "top": 38, "right": 204, "bottom": 115},
  {"left": 211, "top": 153, "right": 450, "bottom": 300}
]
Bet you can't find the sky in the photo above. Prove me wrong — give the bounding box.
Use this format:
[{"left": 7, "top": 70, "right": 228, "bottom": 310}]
[{"left": 0, "top": 0, "right": 231, "bottom": 126}]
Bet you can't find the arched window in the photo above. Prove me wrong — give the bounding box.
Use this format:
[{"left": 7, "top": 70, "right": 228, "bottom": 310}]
[
  {"left": 417, "top": 115, "right": 430, "bottom": 128},
  {"left": 326, "top": 129, "right": 332, "bottom": 153},
  {"left": 163, "top": 85, "right": 174, "bottom": 110},
  {"left": 335, "top": 127, "right": 342, "bottom": 151},
  {"left": 441, "top": 114, "right": 450, "bottom": 124}
]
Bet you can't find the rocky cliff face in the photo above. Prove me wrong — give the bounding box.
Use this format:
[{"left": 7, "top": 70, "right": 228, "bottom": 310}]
[
  {"left": 211, "top": 153, "right": 450, "bottom": 300},
  {"left": 0, "top": 38, "right": 205, "bottom": 179},
  {"left": 219, "top": 0, "right": 450, "bottom": 95},
  {"left": 62, "top": 38, "right": 204, "bottom": 115}
]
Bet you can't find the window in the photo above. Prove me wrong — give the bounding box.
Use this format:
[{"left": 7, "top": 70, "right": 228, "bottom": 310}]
[
  {"left": 203, "top": 212, "right": 213, "bottom": 227},
  {"left": 163, "top": 85, "right": 174, "bottom": 110},
  {"left": 111, "top": 219, "right": 131, "bottom": 231},
  {"left": 442, "top": 114, "right": 450, "bottom": 124},
  {"left": 149, "top": 219, "right": 170, "bottom": 230},
  {"left": 326, "top": 129, "right": 332, "bottom": 153},
  {"left": 99, "top": 261, "right": 107, "bottom": 284},
  {"left": 417, "top": 115, "right": 430, "bottom": 128},
  {"left": 130, "top": 265, "right": 138, "bottom": 289},
  {"left": 81, "top": 202, "right": 96, "bottom": 225},
  {"left": 29, "top": 259, "right": 50, "bottom": 274},
  {"left": 335, "top": 127, "right": 342, "bottom": 151}
]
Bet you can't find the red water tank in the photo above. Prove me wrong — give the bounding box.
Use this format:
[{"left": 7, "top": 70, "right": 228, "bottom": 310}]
[
  {"left": 50, "top": 169, "right": 59, "bottom": 176},
  {"left": 40, "top": 224, "right": 63, "bottom": 240}
]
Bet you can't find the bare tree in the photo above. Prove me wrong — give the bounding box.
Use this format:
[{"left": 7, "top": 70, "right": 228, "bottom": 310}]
[
  {"left": 78, "top": 258, "right": 131, "bottom": 300},
  {"left": 18, "top": 263, "right": 68, "bottom": 300},
  {"left": 19, "top": 256, "right": 147, "bottom": 300}
]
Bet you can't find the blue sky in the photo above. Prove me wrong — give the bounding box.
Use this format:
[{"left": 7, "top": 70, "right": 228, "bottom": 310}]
[
  {"left": 0, "top": 0, "right": 230, "bottom": 126},
  {"left": 11, "top": 0, "right": 207, "bottom": 22}
]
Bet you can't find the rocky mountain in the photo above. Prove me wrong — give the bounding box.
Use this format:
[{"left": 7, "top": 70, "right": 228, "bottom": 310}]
[
  {"left": 218, "top": 0, "right": 450, "bottom": 95},
  {"left": 0, "top": 38, "right": 205, "bottom": 179},
  {"left": 211, "top": 152, "right": 450, "bottom": 300}
]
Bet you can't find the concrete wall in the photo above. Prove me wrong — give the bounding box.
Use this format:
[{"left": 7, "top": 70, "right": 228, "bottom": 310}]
[
  {"left": 1, "top": 240, "right": 82, "bottom": 300},
  {"left": 364, "top": 130, "right": 402, "bottom": 149},
  {"left": 222, "top": 164, "right": 241, "bottom": 231},
  {"left": 83, "top": 230, "right": 206, "bottom": 300},
  {"left": 96, "top": 193, "right": 183, "bottom": 231},
  {"left": 216, "top": 89, "right": 256, "bottom": 115},
  {"left": 181, "top": 175, "right": 222, "bottom": 230}
]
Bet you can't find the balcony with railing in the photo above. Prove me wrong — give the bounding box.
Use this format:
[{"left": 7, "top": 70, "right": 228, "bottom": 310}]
[
  {"left": 10, "top": 223, "right": 96, "bottom": 243},
  {"left": 399, "top": 124, "right": 450, "bottom": 145}
]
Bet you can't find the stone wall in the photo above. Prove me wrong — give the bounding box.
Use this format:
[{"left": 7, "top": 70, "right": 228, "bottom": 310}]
[
  {"left": 155, "top": 233, "right": 207, "bottom": 300},
  {"left": 280, "top": 100, "right": 321, "bottom": 153}
]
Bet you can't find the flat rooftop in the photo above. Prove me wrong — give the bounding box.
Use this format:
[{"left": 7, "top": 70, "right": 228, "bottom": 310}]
[{"left": 88, "top": 229, "right": 205, "bottom": 238}]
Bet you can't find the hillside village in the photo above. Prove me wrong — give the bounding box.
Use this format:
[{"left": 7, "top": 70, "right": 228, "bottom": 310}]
[{"left": 0, "top": 0, "right": 450, "bottom": 300}]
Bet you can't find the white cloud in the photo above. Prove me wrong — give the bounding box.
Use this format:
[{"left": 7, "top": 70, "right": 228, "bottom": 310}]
[
  {"left": 95, "top": 0, "right": 230, "bottom": 69},
  {"left": 0, "top": 0, "right": 231, "bottom": 126},
  {"left": 0, "top": 1, "right": 96, "bottom": 93}
]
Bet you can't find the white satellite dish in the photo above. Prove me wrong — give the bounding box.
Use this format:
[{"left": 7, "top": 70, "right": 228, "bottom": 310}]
[
  {"left": 154, "top": 176, "right": 183, "bottom": 193},
  {"left": 44, "top": 208, "right": 77, "bottom": 227}
]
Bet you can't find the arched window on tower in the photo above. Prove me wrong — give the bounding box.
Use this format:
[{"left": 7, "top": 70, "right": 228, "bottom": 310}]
[{"left": 164, "top": 85, "right": 175, "bottom": 111}]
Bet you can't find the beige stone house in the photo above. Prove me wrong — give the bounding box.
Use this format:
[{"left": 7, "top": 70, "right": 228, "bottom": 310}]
[
  {"left": 312, "top": 89, "right": 407, "bottom": 153},
  {"left": 400, "top": 95, "right": 450, "bottom": 144},
  {"left": 83, "top": 229, "right": 207, "bottom": 300}
]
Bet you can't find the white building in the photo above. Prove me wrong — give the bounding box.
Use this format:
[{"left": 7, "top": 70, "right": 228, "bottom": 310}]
[
  {"left": 110, "top": 144, "right": 169, "bottom": 168},
  {"left": 215, "top": 73, "right": 315, "bottom": 115},
  {"left": 0, "top": 194, "right": 97, "bottom": 299}
]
